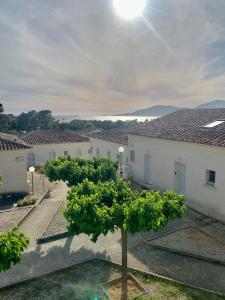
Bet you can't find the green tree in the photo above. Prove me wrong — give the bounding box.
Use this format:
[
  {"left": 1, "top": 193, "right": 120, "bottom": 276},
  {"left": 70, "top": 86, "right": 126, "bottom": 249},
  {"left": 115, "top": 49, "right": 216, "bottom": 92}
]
[
  {"left": 0, "top": 227, "right": 29, "bottom": 272},
  {"left": 0, "top": 177, "right": 29, "bottom": 272},
  {"left": 44, "top": 157, "right": 118, "bottom": 187},
  {"left": 63, "top": 179, "right": 186, "bottom": 300}
]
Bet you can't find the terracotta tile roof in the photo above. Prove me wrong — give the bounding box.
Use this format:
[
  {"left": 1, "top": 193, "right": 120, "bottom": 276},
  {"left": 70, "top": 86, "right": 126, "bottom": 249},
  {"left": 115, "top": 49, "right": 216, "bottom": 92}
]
[
  {"left": 0, "top": 133, "right": 31, "bottom": 151},
  {"left": 21, "top": 129, "right": 89, "bottom": 145},
  {"left": 87, "top": 127, "right": 135, "bottom": 145},
  {"left": 129, "top": 109, "right": 225, "bottom": 147}
]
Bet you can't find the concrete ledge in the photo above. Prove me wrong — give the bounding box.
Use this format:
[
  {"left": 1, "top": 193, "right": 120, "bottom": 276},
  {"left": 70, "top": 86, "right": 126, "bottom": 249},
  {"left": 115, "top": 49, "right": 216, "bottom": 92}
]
[
  {"left": 17, "top": 188, "right": 51, "bottom": 227},
  {"left": 148, "top": 242, "right": 225, "bottom": 267},
  {"left": 37, "top": 231, "right": 71, "bottom": 244},
  {"left": 37, "top": 201, "right": 66, "bottom": 244}
]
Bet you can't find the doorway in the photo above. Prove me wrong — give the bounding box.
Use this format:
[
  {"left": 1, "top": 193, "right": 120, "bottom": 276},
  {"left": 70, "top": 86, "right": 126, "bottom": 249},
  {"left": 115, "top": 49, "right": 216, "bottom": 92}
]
[
  {"left": 144, "top": 154, "right": 153, "bottom": 186},
  {"left": 174, "top": 162, "right": 186, "bottom": 194}
]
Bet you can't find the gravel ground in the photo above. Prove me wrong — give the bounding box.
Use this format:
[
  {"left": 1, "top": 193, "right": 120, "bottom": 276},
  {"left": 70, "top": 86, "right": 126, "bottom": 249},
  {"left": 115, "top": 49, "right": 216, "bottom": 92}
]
[
  {"left": 0, "top": 207, "right": 32, "bottom": 233},
  {"left": 0, "top": 260, "right": 224, "bottom": 300},
  {"left": 149, "top": 227, "right": 225, "bottom": 263},
  {"left": 42, "top": 202, "right": 68, "bottom": 238}
]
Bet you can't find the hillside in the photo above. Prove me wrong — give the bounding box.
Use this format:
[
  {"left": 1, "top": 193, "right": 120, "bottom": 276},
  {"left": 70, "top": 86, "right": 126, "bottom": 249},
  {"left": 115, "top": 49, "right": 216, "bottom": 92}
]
[
  {"left": 196, "top": 100, "right": 225, "bottom": 109},
  {"left": 120, "top": 105, "right": 186, "bottom": 117}
]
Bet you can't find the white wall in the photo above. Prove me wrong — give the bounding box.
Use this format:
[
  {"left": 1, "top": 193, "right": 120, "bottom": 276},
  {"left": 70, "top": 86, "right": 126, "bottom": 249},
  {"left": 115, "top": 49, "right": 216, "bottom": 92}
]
[
  {"left": 89, "top": 137, "right": 128, "bottom": 171},
  {"left": 128, "top": 134, "right": 225, "bottom": 222},
  {"left": 0, "top": 149, "right": 28, "bottom": 194},
  {"left": 27, "top": 142, "right": 90, "bottom": 166}
]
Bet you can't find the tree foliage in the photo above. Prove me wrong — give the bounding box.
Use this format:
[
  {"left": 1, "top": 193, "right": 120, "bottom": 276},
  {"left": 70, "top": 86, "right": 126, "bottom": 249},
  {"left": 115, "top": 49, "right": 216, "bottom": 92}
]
[
  {"left": 44, "top": 157, "right": 118, "bottom": 187},
  {"left": 64, "top": 179, "right": 186, "bottom": 242},
  {"left": 0, "top": 227, "right": 29, "bottom": 272}
]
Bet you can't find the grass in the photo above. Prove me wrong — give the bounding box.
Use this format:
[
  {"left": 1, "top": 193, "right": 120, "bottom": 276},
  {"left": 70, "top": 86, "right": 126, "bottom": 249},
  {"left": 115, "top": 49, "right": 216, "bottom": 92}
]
[
  {"left": 0, "top": 260, "right": 224, "bottom": 300},
  {"left": 17, "top": 195, "right": 38, "bottom": 207},
  {"left": 133, "top": 273, "right": 225, "bottom": 300}
]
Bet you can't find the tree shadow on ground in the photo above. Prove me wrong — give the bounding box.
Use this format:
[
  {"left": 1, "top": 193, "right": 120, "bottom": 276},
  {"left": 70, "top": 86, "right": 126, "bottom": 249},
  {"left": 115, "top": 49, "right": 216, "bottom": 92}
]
[
  {"left": 0, "top": 236, "right": 112, "bottom": 290},
  {"left": 127, "top": 240, "right": 225, "bottom": 295}
]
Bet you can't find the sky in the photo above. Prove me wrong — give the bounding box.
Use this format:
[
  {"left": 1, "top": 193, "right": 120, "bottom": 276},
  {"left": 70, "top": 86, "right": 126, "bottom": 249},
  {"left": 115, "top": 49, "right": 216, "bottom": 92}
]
[{"left": 1, "top": 0, "right": 225, "bottom": 115}]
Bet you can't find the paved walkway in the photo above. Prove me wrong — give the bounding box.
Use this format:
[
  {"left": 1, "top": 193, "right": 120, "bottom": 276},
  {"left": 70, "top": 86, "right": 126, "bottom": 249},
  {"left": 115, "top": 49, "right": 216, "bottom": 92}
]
[
  {"left": 1, "top": 230, "right": 225, "bottom": 294},
  {"left": 20, "top": 181, "right": 68, "bottom": 246},
  {"left": 1, "top": 183, "right": 225, "bottom": 295}
]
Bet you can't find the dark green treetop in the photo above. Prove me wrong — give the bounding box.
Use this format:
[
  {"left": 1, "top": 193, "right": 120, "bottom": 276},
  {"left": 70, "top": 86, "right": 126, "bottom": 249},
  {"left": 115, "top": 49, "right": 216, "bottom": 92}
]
[
  {"left": 44, "top": 157, "right": 118, "bottom": 187},
  {"left": 64, "top": 179, "right": 186, "bottom": 242}
]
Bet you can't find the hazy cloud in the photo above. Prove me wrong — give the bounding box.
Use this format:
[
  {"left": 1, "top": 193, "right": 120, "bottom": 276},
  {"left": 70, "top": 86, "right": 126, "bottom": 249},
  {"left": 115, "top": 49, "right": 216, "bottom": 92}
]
[{"left": 1, "top": 0, "right": 225, "bottom": 115}]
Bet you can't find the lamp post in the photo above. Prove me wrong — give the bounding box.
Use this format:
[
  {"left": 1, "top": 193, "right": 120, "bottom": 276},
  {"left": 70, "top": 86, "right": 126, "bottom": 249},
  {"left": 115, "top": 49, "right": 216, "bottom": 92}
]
[
  {"left": 29, "top": 166, "right": 35, "bottom": 195},
  {"left": 118, "top": 146, "right": 124, "bottom": 178}
]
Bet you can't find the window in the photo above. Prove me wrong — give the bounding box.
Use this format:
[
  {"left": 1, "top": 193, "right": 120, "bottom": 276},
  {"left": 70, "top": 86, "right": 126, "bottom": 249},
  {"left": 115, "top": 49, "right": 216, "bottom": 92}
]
[
  {"left": 96, "top": 147, "right": 100, "bottom": 156},
  {"left": 107, "top": 151, "right": 111, "bottom": 159},
  {"left": 206, "top": 169, "right": 216, "bottom": 186},
  {"left": 130, "top": 150, "right": 135, "bottom": 162},
  {"left": 76, "top": 148, "right": 81, "bottom": 157},
  {"left": 64, "top": 151, "right": 69, "bottom": 157},
  {"left": 203, "top": 120, "right": 224, "bottom": 128}
]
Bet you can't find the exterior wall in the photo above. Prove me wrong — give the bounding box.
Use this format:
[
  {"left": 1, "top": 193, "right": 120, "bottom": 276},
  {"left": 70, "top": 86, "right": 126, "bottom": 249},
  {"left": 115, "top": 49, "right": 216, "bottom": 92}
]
[
  {"left": 89, "top": 138, "right": 128, "bottom": 172},
  {"left": 0, "top": 149, "right": 28, "bottom": 194},
  {"left": 128, "top": 134, "right": 225, "bottom": 222},
  {"left": 27, "top": 142, "right": 90, "bottom": 166}
]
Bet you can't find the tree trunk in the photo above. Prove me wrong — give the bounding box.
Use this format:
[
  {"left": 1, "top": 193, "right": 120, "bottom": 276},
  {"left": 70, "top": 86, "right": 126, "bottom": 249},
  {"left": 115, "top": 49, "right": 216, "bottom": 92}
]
[{"left": 121, "top": 227, "right": 128, "bottom": 300}]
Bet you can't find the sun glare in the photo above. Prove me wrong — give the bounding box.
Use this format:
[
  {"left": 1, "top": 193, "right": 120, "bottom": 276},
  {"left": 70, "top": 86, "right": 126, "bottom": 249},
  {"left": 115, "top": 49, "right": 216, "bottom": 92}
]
[{"left": 113, "top": 0, "right": 146, "bottom": 19}]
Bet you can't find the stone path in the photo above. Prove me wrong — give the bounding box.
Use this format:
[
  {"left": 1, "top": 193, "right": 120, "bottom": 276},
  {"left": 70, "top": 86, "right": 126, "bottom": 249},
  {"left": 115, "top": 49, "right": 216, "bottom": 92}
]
[
  {"left": 20, "top": 182, "right": 68, "bottom": 246},
  {"left": 1, "top": 231, "right": 225, "bottom": 295},
  {"left": 0, "top": 207, "right": 32, "bottom": 233},
  {"left": 149, "top": 227, "right": 225, "bottom": 264}
]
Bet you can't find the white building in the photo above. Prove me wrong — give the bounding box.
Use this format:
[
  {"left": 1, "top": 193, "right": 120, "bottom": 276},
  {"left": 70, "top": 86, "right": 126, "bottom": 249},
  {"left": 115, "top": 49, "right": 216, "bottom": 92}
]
[
  {"left": 127, "top": 108, "right": 225, "bottom": 222},
  {"left": 88, "top": 128, "right": 129, "bottom": 174},
  {"left": 22, "top": 129, "right": 90, "bottom": 167},
  {"left": 0, "top": 133, "right": 31, "bottom": 194}
]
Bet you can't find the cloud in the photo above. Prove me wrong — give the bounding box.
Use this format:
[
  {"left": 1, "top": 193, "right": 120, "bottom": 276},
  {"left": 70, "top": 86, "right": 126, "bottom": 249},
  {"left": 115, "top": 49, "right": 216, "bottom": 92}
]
[{"left": 1, "top": 0, "right": 225, "bottom": 115}]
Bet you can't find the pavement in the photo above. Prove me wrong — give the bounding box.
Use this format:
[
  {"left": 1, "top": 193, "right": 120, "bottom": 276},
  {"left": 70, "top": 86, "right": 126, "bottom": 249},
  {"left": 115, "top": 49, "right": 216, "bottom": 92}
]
[
  {"left": 1, "top": 182, "right": 225, "bottom": 295},
  {"left": 20, "top": 181, "right": 68, "bottom": 247}
]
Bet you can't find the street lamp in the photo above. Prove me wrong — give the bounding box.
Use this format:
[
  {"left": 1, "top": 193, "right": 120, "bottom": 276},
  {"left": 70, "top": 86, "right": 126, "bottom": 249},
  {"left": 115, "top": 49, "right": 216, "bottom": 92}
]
[
  {"left": 118, "top": 146, "right": 124, "bottom": 178},
  {"left": 29, "top": 166, "right": 35, "bottom": 194}
]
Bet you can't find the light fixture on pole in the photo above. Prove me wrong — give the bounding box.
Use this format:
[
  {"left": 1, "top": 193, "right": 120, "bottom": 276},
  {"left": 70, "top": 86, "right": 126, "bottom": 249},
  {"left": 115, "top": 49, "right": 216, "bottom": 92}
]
[
  {"left": 118, "top": 146, "right": 124, "bottom": 178},
  {"left": 29, "top": 166, "right": 35, "bottom": 194}
]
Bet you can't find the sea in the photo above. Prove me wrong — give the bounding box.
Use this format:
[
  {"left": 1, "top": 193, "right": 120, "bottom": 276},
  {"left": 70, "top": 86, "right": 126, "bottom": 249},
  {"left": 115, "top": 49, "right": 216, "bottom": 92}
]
[{"left": 54, "top": 115, "right": 158, "bottom": 123}]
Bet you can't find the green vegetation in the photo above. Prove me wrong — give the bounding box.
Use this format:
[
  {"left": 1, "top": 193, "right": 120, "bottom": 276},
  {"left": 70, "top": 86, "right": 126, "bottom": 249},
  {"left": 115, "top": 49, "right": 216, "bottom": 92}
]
[
  {"left": 44, "top": 157, "right": 185, "bottom": 300},
  {"left": 0, "top": 109, "right": 140, "bottom": 133},
  {"left": 17, "top": 195, "right": 38, "bottom": 207},
  {"left": 44, "top": 157, "right": 118, "bottom": 186},
  {"left": 133, "top": 273, "right": 225, "bottom": 300},
  {"left": 0, "top": 227, "right": 29, "bottom": 272}
]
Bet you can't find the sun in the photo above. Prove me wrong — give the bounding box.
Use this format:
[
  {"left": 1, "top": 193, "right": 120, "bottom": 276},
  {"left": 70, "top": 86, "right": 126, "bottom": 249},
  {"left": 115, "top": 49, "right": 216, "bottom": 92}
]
[{"left": 113, "top": 0, "right": 146, "bottom": 19}]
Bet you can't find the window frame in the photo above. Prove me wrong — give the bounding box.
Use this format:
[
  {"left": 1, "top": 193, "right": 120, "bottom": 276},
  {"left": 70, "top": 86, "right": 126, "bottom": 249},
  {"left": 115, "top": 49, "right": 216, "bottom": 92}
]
[{"left": 205, "top": 169, "right": 216, "bottom": 187}]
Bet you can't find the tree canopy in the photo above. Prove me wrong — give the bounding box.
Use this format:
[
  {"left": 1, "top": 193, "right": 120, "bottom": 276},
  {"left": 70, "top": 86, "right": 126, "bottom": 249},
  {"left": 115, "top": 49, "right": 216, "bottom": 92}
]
[
  {"left": 44, "top": 157, "right": 118, "bottom": 187},
  {"left": 0, "top": 227, "right": 29, "bottom": 272},
  {"left": 64, "top": 179, "right": 186, "bottom": 242}
]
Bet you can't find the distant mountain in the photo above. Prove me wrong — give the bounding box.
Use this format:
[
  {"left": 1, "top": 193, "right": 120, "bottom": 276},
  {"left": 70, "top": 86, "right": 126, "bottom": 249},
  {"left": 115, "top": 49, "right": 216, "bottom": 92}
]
[
  {"left": 196, "top": 100, "right": 225, "bottom": 109},
  {"left": 120, "top": 105, "right": 186, "bottom": 117}
]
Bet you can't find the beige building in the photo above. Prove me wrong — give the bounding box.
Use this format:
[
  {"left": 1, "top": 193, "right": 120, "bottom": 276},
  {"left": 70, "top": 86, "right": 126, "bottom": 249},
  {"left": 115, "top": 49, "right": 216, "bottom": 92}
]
[
  {"left": 88, "top": 128, "right": 129, "bottom": 175},
  {"left": 128, "top": 109, "right": 225, "bottom": 222},
  {"left": 0, "top": 133, "right": 31, "bottom": 194},
  {"left": 22, "top": 129, "right": 91, "bottom": 167}
]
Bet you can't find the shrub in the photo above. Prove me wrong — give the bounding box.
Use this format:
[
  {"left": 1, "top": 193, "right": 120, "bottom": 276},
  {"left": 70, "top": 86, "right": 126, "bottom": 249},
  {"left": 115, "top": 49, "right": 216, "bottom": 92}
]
[
  {"left": 17, "top": 195, "right": 38, "bottom": 207},
  {"left": 0, "top": 227, "right": 29, "bottom": 271}
]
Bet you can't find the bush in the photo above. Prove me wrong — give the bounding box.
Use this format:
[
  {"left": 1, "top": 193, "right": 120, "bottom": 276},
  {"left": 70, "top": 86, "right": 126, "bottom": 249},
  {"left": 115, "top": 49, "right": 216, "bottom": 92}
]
[
  {"left": 0, "top": 227, "right": 29, "bottom": 271},
  {"left": 17, "top": 195, "right": 38, "bottom": 207}
]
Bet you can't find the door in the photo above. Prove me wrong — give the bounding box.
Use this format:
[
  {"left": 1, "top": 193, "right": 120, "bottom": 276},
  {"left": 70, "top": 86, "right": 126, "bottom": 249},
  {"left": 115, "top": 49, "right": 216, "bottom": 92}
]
[
  {"left": 144, "top": 154, "right": 153, "bottom": 186},
  {"left": 174, "top": 162, "right": 186, "bottom": 194},
  {"left": 27, "top": 152, "right": 35, "bottom": 167},
  {"left": 49, "top": 150, "right": 56, "bottom": 161}
]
